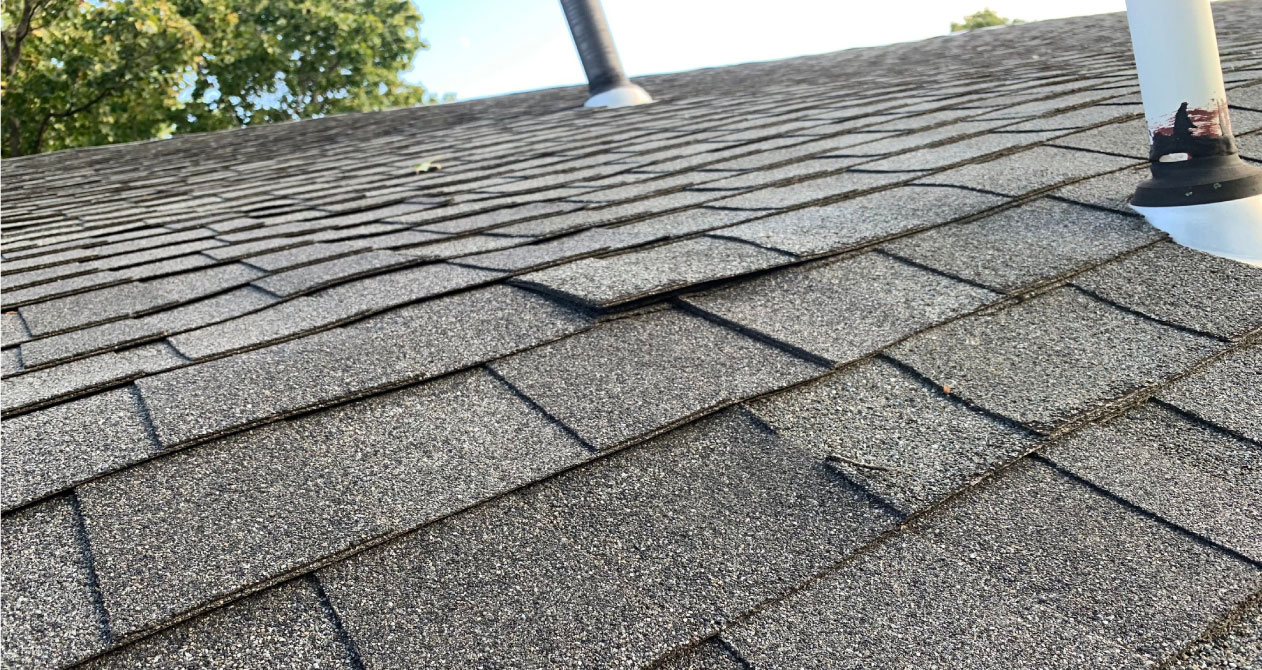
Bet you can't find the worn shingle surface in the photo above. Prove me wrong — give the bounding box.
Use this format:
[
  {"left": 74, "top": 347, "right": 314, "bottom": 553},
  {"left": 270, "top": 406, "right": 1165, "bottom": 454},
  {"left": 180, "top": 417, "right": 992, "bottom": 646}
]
[
  {"left": 1, "top": 498, "right": 105, "bottom": 670},
  {"left": 889, "top": 287, "right": 1225, "bottom": 433},
  {"left": 1073, "top": 241, "right": 1262, "bottom": 339},
  {"left": 683, "top": 252, "right": 998, "bottom": 365},
  {"left": 4, "top": 5, "right": 1261, "bottom": 668},
  {"left": 1046, "top": 403, "right": 1262, "bottom": 562},
  {"left": 491, "top": 308, "right": 825, "bottom": 449},
  {"left": 319, "top": 410, "right": 895, "bottom": 668},
  {"left": 1158, "top": 344, "right": 1262, "bottom": 442},
  {"left": 883, "top": 197, "right": 1162, "bottom": 291}
]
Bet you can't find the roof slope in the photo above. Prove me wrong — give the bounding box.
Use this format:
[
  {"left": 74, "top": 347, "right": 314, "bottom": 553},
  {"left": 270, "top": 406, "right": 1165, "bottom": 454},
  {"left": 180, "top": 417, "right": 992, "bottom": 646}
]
[{"left": 3, "top": 3, "right": 1262, "bottom": 668}]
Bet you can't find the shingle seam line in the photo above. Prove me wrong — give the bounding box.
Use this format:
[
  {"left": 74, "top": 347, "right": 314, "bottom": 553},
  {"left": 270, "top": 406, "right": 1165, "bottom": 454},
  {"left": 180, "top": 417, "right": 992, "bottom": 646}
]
[
  {"left": 1032, "top": 454, "right": 1262, "bottom": 570},
  {"left": 307, "top": 574, "right": 367, "bottom": 670},
  {"left": 126, "top": 384, "right": 164, "bottom": 451},
  {"left": 68, "top": 491, "right": 115, "bottom": 647},
  {"left": 1149, "top": 398, "right": 1262, "bottom": 450},
  {"left": 483, "top": 364, "right": 601, "bottom": 454},
  {"left": 1068, "top": 284, "right": 1233, "bottom": 342}
]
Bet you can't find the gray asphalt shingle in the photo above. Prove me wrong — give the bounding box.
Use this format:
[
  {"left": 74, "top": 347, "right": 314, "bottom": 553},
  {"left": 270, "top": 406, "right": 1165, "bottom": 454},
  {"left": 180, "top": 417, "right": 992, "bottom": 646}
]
[
  {"left": 1073, "top": 242, "right": 1262, "bottom": 339},
  {"left": 491, "top": 308, "right": 825, "bottom": 449},
  {"left": 683, "top": 252, "right": 999, "bottom": 365},
  {"left": 747, "top": 358, "right": 1032, "bottom": 514},
  {"left": 167, "top": 296, "right": 361, "bottom": 360},
  {"left": 1046, "top": 403, "right": 1262, "bottom": 562},
  {"left": 1, "top": 498, "right": 105, "bottom": 670},
  {"left": 19, "top": 319, "right": 164, "bottom": 369},
  {"left": 919, "top": 146, "right": 1141, "bottom": 195},
  {"left": 515, "top": 236, "right": 791, "bottom": 309},
  {"left": 1, "top": 388, "right": 157, "bottom": 511},
  {"left": 912, "top": 460, "right": 1262, "bottom": 663},
  {"left": 136, "top": 285, "right": 588, "bottom": 446},
  {"left": 319, "top": 409, "right": 895, "bottom": 668},
  {"left": 724, "top": 534, "right": 1134, "bottom": 669},
  {"left": 889, "top": 287, "right": 1225, "bottom": 433},
  {"left": 250, "top": 250, "right": 419, "bottom": 297},
  {"left": 79, "top": 368, "right": 590, "bottom": 637},
  {"left": 81, "top": 580, "right": 351, "bottom": 670},
  {"left": 1158, "top": 344, "right": 1262, "bottom": 442},
  {"left": 715, "top": 185, "right": 1008, "bottom": 257},
  {"left": 708, "top": 170, "right": 920, "bottom": 210},
  {"left": 882, "top": 198, "right": 1162, "bottom": 292}
]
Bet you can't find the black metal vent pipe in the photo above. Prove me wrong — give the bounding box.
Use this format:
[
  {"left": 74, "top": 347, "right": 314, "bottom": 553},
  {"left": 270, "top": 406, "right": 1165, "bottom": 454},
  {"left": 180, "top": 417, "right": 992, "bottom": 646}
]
[{"left": 559, "top": 0, "right": 652, "bottom": 107}]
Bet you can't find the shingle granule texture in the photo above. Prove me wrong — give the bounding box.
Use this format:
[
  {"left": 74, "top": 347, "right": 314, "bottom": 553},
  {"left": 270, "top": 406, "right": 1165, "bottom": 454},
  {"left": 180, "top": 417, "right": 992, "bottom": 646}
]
[
  {"left": 249, "top": 250, "right": 419, "bottom": 297},
  {"left": 19, "top": 319, "right": 163, "bottom": 369},
  {"left": 1165, "top": 598, "right": 1262, "bottom": 670},
  {"left": 79, "top": 580, "right": 350, "bottom": 670},
  {"left": 882, "top": 197, "right": 1161, "bottom": 292},
  {"left": 1, "top": 498, "right": 105, "bottom": 670},
  {"left": 715, "top": 185, "right": 1009, "bottom": 257},
  {"left": 1, "top": 388, "right": 157, "bottom": 510},
  {"left": 490, "top": 308, "right": 826, "bottom": 450},
  {"left": 889, "top": 287, "right": 1225, "bottom": 433},
  {"left": 135, "top": 285, "right": 589, "bottom": 446},
  {"left": 919, "top": 145, "right": 1141, "bottom": 195},
  {"left": 747, "top": 358, "right": 1031, "bottom": 514},
  {"left": 723, "top": 535, "right": 1134, "bottom": 668},
  {"left": 1072, "top": 241, "right": 1262, "bottom": 339},
  {"left": 909, "top": 461, "right": 1262, "bottom": 664},
  {"left": 1046, "top": 403, "right": 1262, "bottom": 562},
  {"left": 683, "top": 252, "right": 999, "bottom": 365},
  {"left": 78, "top": 368, "right": 590, "bottom": 637},
  {"left": 514, "top": 236, "right": 791, "bottom": 310},
  {"left": 1158, "top": 344, "right": 1261, "bottom": 442},
  {"left": 318, "top": 409, "right": 895, "bottom": 668}
]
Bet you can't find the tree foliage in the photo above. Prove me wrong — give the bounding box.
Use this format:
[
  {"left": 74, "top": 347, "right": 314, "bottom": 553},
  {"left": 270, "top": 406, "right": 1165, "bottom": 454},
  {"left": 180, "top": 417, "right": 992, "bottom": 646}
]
[
  {"left": 950, "top": 8, "right": 1024, "bottom": 33},
  {"left": 1, "top": 0, "right": 433, "bottom": 157}
]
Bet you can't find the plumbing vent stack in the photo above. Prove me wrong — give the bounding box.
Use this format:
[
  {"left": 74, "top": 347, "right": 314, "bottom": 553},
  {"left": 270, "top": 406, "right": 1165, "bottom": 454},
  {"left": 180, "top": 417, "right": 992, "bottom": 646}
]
[
  {"left": 559, "top": 0, "right": 652, "bottom": 108},
  {"left": 1125, "top": 0, "right": 1262, "bottom": 266}
]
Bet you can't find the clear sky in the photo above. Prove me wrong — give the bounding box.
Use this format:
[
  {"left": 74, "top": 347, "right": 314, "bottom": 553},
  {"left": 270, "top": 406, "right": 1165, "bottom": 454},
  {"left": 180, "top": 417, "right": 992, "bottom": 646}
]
[{"left": 402, "top": 0, "right": 1132, "bottom": 101}]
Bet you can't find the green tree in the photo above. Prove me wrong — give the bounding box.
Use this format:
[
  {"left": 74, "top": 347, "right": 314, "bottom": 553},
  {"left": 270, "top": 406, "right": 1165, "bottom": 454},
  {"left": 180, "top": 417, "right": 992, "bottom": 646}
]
[
  {"left": 1, "top": 0, "right": 433, "bottom": 157},
  {"left": 950, "top": 8, "right": 1024, "bottom": 33}
]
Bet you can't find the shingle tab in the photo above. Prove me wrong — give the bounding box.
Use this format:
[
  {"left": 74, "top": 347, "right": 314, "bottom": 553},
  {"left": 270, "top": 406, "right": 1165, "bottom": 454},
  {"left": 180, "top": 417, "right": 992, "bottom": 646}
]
[
  {"left": 80, "top": 368, "right": 590, "bottom": 637},
  {"left": 3, "top": 310, "right": 32, "bottom": 346},
  {"left": 882, "top": 198, "right": 1161, "bottom": 292},
  {"left": 715, "top": 185, "right": 1008, "bottom": 257},
  {"left": 3, "top": 352, "right": 139, "bottom": 414},
  {"left": 1, "top": 498, "right": 105, "bottom": 670},
  {"left": 311, "top": 262, "right": 501, "bottom": 312},
  {"left": 888, "top": 287, "right": 1224, "bottom": 433},
  {"left": 241, "top": 241, "right": 368, "bottom": 272},
  {"left": 2, "top": 388, "right": 158, "bottom": 510},
  {"left": 748, "top": 358, "right": 1031, "bottom": 514},
  {"left": 724, "top": 534, "right": 1133, "bottom": 668},
  {"left": 457, "top": 228, "right": 660, "bottom": 272},
  {"left": 250, "top": 250, "right": 419, "bottom": 297},
  {"left": 138, "top": 286, "right": 277, "bottom": 333},
  {"left": 319, "top": 409, "right": 895, "bottom": 668},
  {"left": 1046, "top": 403, "right": 1262, "bottom": 562},
  {"left": 82, "top": 580, "right": 351, "bottom": 670},
  {"left": 1158, "top": 344, "right": 1261, "bottom": 442},
  {"left": 708, "top": 170, "right": 920, "bottom": 210},
  {"left": 515, "top": 236, "right": 791, "bottom": 309},
  {"left": 920, "top": 146, "right": 1141, "bottom": 195},
  {"left": 137, "top": 285, "right": 589, "bottom": 446},
  {"left": 1073, "top": 241, "right": 1262, "bottom": 339},
  {"left": 19, "top": 319, "right": 164, "bottom": 369},
  {"left": 168, "top": 296, "right": 362, "bottom": 359},
  {"left": 683, "top": 253, "right": 998, "bottom": 365},
  {"left": 912, "top": 461, "right": 1262, "bottom": 663},
  {"left": 19, "top": 283, "right": 169, "bottom": 336},
  {"left": 491, "top": 308, "right": 825, "bottom": 449}
]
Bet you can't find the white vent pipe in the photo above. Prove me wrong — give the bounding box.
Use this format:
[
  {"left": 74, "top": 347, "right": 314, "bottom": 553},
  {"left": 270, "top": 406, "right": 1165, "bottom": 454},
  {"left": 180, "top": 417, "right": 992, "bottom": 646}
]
[
  {"left": 559, "top": 0, "right": 652, "bottom": 108},
  {"left": 1125, "top": 0, "right": 1262, "bottom": 266}
]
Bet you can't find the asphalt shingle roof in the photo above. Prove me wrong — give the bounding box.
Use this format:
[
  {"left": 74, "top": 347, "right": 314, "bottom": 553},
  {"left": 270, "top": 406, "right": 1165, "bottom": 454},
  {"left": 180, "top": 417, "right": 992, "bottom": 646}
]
[{"left": 3, "top": 3, "right": 1262, "bottom": 668}]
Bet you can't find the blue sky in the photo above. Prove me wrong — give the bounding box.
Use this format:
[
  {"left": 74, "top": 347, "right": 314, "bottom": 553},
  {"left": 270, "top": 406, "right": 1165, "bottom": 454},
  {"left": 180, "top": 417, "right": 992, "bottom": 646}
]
[{"left": 402, "top": 0, "right": 1130, "bottom": 101}]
